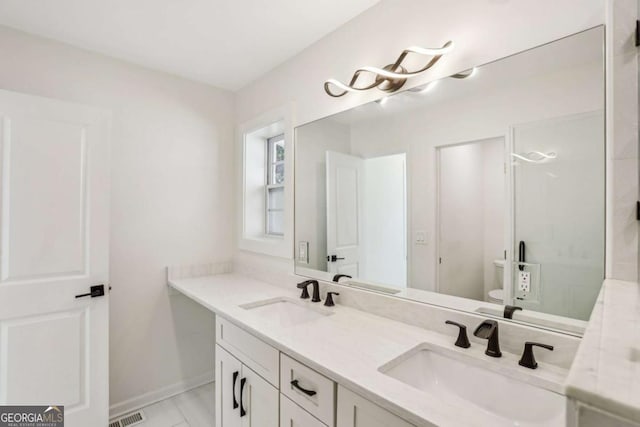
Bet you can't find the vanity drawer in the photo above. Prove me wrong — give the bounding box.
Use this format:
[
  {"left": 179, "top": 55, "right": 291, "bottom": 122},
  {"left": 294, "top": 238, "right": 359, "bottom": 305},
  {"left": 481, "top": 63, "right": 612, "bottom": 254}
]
[
  {"left": 280, "top": 393, "right": 327, "bottom": 427},
  {"left": 337, "top": 386, "right": 414, "bottom": 427},
  {"left": 280, "top": 353, "right": 335, "bottom": 427},
  {"left": 215, "top": 316, "right": 279, "bottom": 386}
]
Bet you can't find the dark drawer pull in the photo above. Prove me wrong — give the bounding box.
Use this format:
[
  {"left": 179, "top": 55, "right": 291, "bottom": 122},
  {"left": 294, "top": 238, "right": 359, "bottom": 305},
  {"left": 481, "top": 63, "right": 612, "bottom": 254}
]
[
  {"left": 239, "top": 378, "right": 247, "bottom": 417},
  {"left": 290, "top": 379, "right": 317, "bottom": 396},
  {"left": 232, "top": 371, "right": 239, "bottom": 409}
]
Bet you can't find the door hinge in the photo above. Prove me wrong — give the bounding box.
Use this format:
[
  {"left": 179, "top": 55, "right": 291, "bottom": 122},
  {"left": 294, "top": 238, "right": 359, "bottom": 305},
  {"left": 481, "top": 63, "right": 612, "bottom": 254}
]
[
  {"left": 637, "top": 201, "right": 640, "bottom": 221},
  {"left": 439, "top": 257, "right": 442, "bottom": 264},
  {"left": 636, "top": 20, "right": 640, "bottom": 47}
]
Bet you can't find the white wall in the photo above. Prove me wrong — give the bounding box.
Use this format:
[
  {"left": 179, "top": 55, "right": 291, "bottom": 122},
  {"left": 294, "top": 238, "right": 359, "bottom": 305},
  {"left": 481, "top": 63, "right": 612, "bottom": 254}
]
[
  {"left": 234, "top": 0, "right": 612, "bottom": 281},
  {"left": 606, "top": 0, "right": 639, "bottom": 282},
  {"left": 0, "top": 26, "right": 235, "bottom": 412}
]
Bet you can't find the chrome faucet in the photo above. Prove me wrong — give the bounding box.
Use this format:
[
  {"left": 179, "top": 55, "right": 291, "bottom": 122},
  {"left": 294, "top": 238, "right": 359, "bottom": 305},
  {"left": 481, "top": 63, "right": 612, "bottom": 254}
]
[{"left": 473, "top": 319, "right": 502, "bottom": 357}]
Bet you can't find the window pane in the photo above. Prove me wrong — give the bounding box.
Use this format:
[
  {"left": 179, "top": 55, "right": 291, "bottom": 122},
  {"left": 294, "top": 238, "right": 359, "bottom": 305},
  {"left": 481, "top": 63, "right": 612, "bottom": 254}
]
[
  {"left": 267, "top": 187, "right": 284, "bottom": 210},
  {"left": 272, "top": 163, "right": 285, "bottom": 184},
  {"left": 267, "top": 211, "right": 284, "bottom": 235},
  {"left": 275, "top": 140, "right": 285, "bottom": 162}
]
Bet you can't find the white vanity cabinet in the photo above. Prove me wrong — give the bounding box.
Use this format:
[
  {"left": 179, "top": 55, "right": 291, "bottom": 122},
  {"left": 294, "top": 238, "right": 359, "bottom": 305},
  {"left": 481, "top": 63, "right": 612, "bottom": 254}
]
[
  {"left": 337, "top": 386, "right": 415, "bottom": 427},
  {"left": 215, "top": 315, "right": 414, "bottom": 427},
  {"left": 280, "top": 393, "right": 327, "bottom": 427},
  {"left": 215, "top": 317, "right": 280, "bottom": 427},
  {"left": 280, "top": 353, "right": 335, "bottom": 426},
  {"left": 215, "top": 345, "right": 279, "bottom": 427}
]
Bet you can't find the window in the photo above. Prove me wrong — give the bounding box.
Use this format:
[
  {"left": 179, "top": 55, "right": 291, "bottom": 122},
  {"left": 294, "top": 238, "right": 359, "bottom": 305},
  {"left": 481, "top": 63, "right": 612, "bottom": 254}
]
[
  {"left": 238, "top": 105, "right": 292, "bottom": 259},
  {"left": 266, "top": 134, "right": 285, "bottom": 236}
]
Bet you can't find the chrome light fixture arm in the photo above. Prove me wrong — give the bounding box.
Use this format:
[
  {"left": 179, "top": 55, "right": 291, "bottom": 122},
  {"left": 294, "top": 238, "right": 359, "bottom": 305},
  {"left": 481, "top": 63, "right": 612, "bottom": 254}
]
[{"left": 324, "top": 41, "right": 454, "bottom": 97}]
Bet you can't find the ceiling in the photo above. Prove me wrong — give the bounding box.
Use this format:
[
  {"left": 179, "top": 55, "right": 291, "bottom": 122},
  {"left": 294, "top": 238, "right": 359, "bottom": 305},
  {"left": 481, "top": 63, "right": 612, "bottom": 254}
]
[{"left": 0, "top": 0, "right": 379, "bottom": 91}]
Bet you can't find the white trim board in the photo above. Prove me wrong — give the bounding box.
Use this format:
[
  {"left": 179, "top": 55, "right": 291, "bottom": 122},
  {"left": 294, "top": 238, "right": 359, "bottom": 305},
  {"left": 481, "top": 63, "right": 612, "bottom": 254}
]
[{"left": 108, "top": 371, "right": 215, "bottom": 420}]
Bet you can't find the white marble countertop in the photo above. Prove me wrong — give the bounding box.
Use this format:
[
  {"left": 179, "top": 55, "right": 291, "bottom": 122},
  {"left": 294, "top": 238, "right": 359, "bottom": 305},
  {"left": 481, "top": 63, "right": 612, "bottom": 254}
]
[
  {"left": 170, "top": 273, "right": 569, "bottom": 427},
  {"left": 566, "top": 279, "right": 640, "bottom": 422}
]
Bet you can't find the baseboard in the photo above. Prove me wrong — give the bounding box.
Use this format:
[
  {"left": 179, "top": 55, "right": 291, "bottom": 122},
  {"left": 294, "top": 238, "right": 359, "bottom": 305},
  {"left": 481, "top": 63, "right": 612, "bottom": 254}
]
[{"left": 109, "top": 371, "right": 215, "bottom": 419}]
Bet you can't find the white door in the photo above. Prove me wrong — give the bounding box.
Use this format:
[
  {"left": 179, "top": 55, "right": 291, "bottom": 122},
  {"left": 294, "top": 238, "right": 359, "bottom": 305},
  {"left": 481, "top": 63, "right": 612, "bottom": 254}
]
[
  {"left": 326, "top": 151, "right": 362, "bottom": 277},
  {"left": 0, "top": 90, "right": 110, "bottom": 426},
  {"left": 215, "top": 345, "right": 242, "bottom": 427},
  {"left": 241, "top": 365, "right": 278, "bottom": 427}
]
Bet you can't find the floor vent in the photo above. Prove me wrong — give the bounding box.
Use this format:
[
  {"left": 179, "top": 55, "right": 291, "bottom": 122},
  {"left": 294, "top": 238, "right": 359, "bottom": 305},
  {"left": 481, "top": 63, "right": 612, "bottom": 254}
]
[{"left": 109, "top": 411, "right": 146, "bottom": 427}]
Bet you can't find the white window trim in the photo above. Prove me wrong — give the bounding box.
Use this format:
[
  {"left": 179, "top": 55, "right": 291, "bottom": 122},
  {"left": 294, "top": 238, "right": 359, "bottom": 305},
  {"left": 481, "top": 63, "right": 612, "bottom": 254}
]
[
  {"left": 265, "top": 134, "right": 285, "bottom": 237},
  {"left": 236, "top": 104, "right": 294, "bottom": 259}
]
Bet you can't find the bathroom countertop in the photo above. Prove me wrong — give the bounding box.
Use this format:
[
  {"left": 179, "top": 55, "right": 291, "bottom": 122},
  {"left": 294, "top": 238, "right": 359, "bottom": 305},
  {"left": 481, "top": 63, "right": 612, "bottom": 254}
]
[
  {"left": 566, "top": 279, "right": 640, "bottom": 422},
  {"left": 170, "top": 273, "right": 569, "bottom": 427}
]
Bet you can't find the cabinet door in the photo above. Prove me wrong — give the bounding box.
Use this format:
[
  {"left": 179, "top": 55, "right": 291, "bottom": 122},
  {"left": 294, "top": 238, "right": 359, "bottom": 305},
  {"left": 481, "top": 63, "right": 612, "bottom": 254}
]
[
  {"left": 337, "top": 386, "right": 414, "bottom": 427},
  {"left": 216, "top": 345, "right": 243, "bottom": 427},
  {"left": 241, "top": 365, "right": 279, "bottom": 427},
  {"left": 281, "top": 393, "right": 327, "bottom": 427}
]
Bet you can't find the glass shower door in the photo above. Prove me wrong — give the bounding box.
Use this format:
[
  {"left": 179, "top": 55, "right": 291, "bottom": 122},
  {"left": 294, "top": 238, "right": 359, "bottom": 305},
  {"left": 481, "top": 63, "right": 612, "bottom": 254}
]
[{"left": 511, "top": 111, "right": 605, "bottom": 320}]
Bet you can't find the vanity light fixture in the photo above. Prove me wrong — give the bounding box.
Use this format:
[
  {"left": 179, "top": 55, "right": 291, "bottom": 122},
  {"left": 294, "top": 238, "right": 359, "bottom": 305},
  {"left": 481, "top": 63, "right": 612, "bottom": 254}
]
[
  {"left": 414, "top": 80, "right": 439, "bottom": 94},
  {"left": 510, "top": 151, "right": 557, "bottom": 164},
  {"left": 452, "top": 67, "right": 478, "bottom": 79},
  {"left": 324, "top": 41, "right": 455, "bottom": 97},
  {"left": 409, "top": 67, "right": 477, "bottom": 94}
]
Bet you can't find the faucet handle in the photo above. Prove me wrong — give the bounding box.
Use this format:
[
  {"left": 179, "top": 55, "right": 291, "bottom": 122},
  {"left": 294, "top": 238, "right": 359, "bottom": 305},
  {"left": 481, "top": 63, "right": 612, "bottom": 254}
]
[
  {"left": 324, "top": 292, "right": 340, "bottom": 307},
  {"left": 296, "top": 280, "right": 313, "bottom": 299},
  {"left": 332, "top": 274, "right": 352, "bottom": 283},
  {"left": 445, "top": 321, "right": 471, "bottom": 348},
  {"left": 518, "top": 342, "right": 554, "bottom": 369}
]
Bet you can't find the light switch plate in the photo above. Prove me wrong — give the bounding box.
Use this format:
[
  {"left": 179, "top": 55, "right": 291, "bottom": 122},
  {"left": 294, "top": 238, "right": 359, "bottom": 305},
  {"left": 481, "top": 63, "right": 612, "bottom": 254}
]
[
  {"left": 518, "top": 271, "right": 531, "bottom": 292},
  {"left": 415, "top": 231, "right": 427, "bottom": 245},
  {"left": 298, "top": 241, "right": 309, "bottom": 264}
]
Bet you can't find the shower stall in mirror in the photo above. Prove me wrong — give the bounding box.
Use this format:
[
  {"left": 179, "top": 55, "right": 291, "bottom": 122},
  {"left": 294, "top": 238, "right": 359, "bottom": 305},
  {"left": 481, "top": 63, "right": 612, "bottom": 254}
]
[
  {"left": 509, "top": 112, "right": 605, "bottom": 319},
  {"left": 436, "top": 112, "right": 605, "bottom": 320}
]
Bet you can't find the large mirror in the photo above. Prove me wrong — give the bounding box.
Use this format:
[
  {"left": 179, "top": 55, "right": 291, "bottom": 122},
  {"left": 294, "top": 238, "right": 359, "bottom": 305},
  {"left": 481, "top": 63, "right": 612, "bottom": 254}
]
[{"left": 295, "top": 27, "right": 605, "bottom": 334}]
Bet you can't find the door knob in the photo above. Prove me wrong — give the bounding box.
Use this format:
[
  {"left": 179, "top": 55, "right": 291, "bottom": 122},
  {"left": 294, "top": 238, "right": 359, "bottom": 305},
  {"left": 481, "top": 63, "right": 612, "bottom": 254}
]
[
  {"left": 327, "top": 255, "right": 345, "bottom": 262},
  {"left": 75, "top": 284, "right": 105, "bottom": 299}
]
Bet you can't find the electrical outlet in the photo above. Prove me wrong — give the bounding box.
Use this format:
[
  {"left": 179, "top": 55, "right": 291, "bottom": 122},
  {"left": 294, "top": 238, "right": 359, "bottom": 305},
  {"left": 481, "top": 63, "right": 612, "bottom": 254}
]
[
  {"left": 518, "top": 271, "right": 531, "bottom": 292},
  {"left": 298, "top": 241, "right": 309, "bottom": 264}
]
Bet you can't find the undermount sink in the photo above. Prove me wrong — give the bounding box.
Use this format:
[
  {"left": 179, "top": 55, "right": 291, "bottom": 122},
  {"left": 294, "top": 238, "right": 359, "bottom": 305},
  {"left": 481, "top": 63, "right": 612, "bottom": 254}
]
[
  {"left": 379, "top": 344, "right": 565, "bottom": 426},
  {"left": 239, "top": 297, "right": 332, "bottom": 327}
]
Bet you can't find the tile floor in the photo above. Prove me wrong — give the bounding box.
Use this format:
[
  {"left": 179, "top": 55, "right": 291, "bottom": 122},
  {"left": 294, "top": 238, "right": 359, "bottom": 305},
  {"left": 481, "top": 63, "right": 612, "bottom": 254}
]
[{"left": 117, "top": 382, "right": 215, "bottom": 427}]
